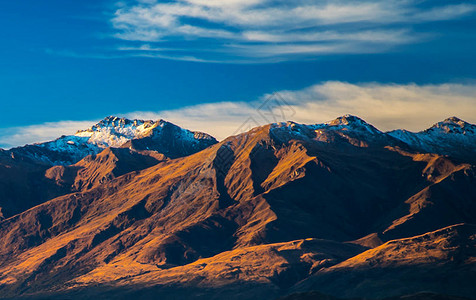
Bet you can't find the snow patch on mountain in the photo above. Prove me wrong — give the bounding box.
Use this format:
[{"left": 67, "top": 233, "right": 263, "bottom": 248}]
[
  {"left": 270, "top": 115, "right": 386, "bottom": 146},
  {"left": 75, "top": 116, "right": 160, "bottom": 148},
  {"left": 270, "top": 115, "right": 476, "bottom": 155},
  {"left": 272, "top": 115, "right": 380, "bottom": 134},
  {"left": 14, "top": 116, "right": 217, "bottom": 165},
  {"left": 425, "top": 116, "right": 476, "bottom": 135},
  {"left": 388, "top": 117, "right": 476, "bottom": 158},
  {"left": 316, "top": 114, "right": 382, "bottom": 134}
]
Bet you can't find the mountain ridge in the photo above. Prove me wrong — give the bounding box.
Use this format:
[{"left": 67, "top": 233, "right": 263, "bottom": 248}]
[
  {"left": 0, "top": 114, "right": 475, "bottom": 299},
  {"left": 7, "top": 116, "right": 218, "bottom": 165},
  {"left": 4, "top": 114, "right": 476, "bottom": 162}
]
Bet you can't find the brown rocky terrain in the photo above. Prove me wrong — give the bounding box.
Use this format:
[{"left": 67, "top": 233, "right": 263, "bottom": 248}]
[
  {"left": 0, "top": 150, "right": 70, "bottom": 220},
  {"left": 0, "top": 115, "right": 474, "bottom": 299},
  {"left": 292, "top": 224, "right": 476, "bottom": 299}
]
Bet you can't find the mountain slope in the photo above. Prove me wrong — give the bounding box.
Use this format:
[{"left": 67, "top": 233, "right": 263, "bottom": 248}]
[
  {"left": 0, "top": 115, "right": 475, "bottom": 299},
  {"left": 0, "top": 117, "right": 217, "bottom": 220},
  {"left": 292, "top": 224, "right": 476, "bottom": 299},
  {"left": 0, "top": 150, "right": 71, "bottom": 220},
  {"left": 46, "top": 147, "right": 161, "bottom": 192}
]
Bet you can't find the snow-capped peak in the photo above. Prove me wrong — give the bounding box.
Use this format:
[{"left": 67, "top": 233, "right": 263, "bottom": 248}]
[
  {"left": 75, "top": 116, "right": 163, "bottom": 148},
  {"left": 14, "top": 116, "right": 217, "bottom": 166},
  {"left": 268, "top": 115, "right": 386, "bottom": 147},
  {"left": 328, "top": 114, "right": 364, "bottom": 125},
  {"left": 425, "top": 116, "right": 476, "bottom": 135},
  {"left": 319, "top": 114, "right": 381, "bottom": 134},
  {"left": 388, "top": 116, "right": 476, "bottom": 160}
]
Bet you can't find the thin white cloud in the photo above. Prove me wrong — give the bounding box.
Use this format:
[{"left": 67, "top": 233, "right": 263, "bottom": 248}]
[
  {"left": 0, "top": 121, "right": 98, "bottom": 149},
  {"left": 2, "top": 82, "right": 476, "bottom": 148},
  {"left": 110, "top": 0, "right": 476, "bottom": 62},
  {"left": 183, "top": 0, "right": 263, "bottom": 8},
  {"left": 112, "top": 29, "right": 416, "bottom": 63},
  {"left": 414, "top": 3, "right": 476, "bottom": 21},
  {"left": 241, "top": 29, "right": 412, "bottom": 43}
]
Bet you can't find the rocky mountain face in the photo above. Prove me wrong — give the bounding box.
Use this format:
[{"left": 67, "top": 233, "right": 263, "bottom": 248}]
[
  {"left": 8, "top": 116, "right": 218, "bottom": 166},
  {"left": 0, "top": 115, "right": 474, "bottom": 300},
  {"left": 388, "top": 117, "right": 476, "bottom": 162},
  {"left": 0, "top": 117, "right": 217, "bottom": 220}
]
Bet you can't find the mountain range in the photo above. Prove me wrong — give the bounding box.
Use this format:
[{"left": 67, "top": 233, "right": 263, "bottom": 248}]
[{"left": 0, "top": 115, "right": 475, "bottom": 300}]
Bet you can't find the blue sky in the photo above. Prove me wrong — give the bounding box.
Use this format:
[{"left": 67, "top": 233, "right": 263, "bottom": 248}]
[{"left": 0, "top": 0, "right": 476, "bottom": 147}]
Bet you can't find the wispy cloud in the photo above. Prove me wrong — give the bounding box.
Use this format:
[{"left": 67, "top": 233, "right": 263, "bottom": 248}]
[
  {"left": 109, "top": 0, "right": 476, "bottom": 62},
  {"left": 2, "top": 81, "right": 475, "bottom": 148},
  {"left": 0, "top": 121, "right": 98, "bottom": 149}
]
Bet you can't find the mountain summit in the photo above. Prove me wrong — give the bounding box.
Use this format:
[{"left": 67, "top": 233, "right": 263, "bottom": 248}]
[
  {"left": 326, "top": 114, "right": 381, "bottom": 134},
  {"left": 425, "top": 116, "right": 476, "bottom": 135},
  {"left": 388, "top": 116, "right": 476, "bottom": 161},
  {"left": 74, "top": 116, "right": 164, "bottom": 148},
  {"left": 9, "top": 116, "right": 217, "bottom": 165}
]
